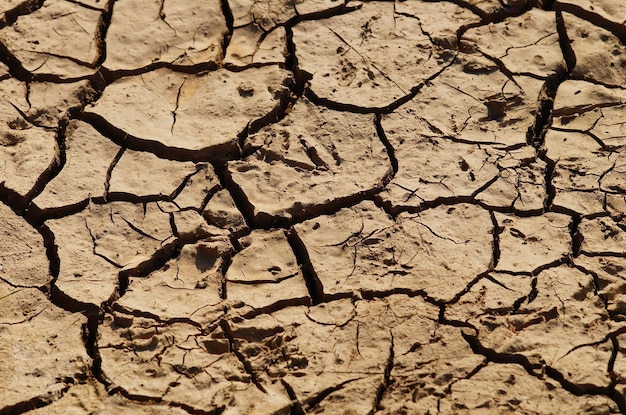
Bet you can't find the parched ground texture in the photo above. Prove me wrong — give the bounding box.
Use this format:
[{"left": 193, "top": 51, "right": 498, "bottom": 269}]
[{"left": 2, "top": 0, "right": 626, "bottom": 414}]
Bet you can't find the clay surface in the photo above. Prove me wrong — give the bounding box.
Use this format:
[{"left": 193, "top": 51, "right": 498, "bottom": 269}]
[{"left": 3, "top": 1, "right": 626, "bottom": 414}]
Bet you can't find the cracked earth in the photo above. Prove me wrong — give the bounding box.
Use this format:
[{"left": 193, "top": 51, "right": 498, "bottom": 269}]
[{"left": 2, "top": 0, "right": 626, "bottom": 413}]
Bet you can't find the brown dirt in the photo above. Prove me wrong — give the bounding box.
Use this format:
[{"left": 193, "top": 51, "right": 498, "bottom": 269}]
[{"left": 1, "top": 0, "right": 626, "bottom": 414}]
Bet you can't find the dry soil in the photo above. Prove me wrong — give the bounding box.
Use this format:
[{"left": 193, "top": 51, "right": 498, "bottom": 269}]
[{"left": 1, "top": 0, "right": 626, "bottom": 414}]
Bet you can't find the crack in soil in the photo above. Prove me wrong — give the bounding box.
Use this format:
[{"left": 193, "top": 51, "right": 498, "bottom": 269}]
[{"left": 3, "top": 1, "right": 626, "bottom": 414}]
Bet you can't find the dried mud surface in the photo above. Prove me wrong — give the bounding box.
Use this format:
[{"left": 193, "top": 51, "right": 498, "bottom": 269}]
[{"left": 2, "top": 0, "right": 626, "bottom": 414}]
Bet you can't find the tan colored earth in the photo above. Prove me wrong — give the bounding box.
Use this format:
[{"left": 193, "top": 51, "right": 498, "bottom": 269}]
[{"left": 2, "top": 0, "right": 626, "bottom": 413}]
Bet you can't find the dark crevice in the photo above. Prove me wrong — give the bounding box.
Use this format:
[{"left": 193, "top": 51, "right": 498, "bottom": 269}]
[
  {"left": 82, "top": 311, "right": 101, "bottom": 359},
  {"left": 544, "top": 365, "right": 610, "bottom": 395},
  {"left": 99, "top": 192, "right": 172, "bottom": 205},
  {"left": 98, "top": 61, "right": 166, "bottom": 82},
  {"left": 223, "top": 60, "right": 287, "bottom": 72},
  {"left": 526, "top": 66, "right": 567, "bottom": 148},
  {"left": 555, "top": 9, "right": 577, "bottom": 74},
  {"left": 373, "top": 194, "right": 397, "bottom": 219},
  {"left": 554, "top": 2, "right": 626, "bottom": 45},
  {"left": 573, "top": 263, "right": 609, "bottom": 310},
  {"left": 110, "top": 302, "right": 205, "bottom": 329},
  {"left": 449, "top": 0, "right": 537, "bottom": 25},
  {"left": 304, "top": 53, "right": 457, "bottom": 115},
  {"left": 233, "top": 24, "right": 311, "bottom": 156},
  {"left": 491, "top": 269, "right": 534, "bottom": 278},
  {"left": 219, "top": 248, "right": 231, "bottom": 301},
  {"left": 0, "top": 181, "right": 34, "bottom": 220},
  {"left": 280, "top": 380, "right": 305, "bottom": 415},
  {"left": 579, "top": 251, "right": 626, "bottom": 259},
  {"left": 568, "top": 74, "right": 626, "bottom": 91},
  {"left": 287, "top": 228, "right": 323, "bottom": 305},
  {"left": 38, "top": 222, "right": 60, "bottom": 291},
  {"left": 219, "top": 319, "right": 267, "bottom": 394},
  {"left": 525, "top": 8, "right": 576, "bottom": 149},
  {"left": 374, "top": 332, "right": 394, "bottom": 411},
  {"left": 552, "top": 201, "right": 609, "bottom": 220},
  {"left": 115, "top": 272, "right": 129, "bottom": 302},
  {"left": 4, "top": 125, "right": 67, "bottom": 212},
  {"left": 303, "top": 377, "right": 365, "bottom": 412},
  {"left": 489, "top": 211, "right": 501, "bottom": 269},
  {"left": 528, "top": 257, "right": 568, "bottom": 277},
  {"left": 212, "top": 161, "right": 254, "bottom": 230},
  {"left": 99, "top": 60, "right": 220, "bottom": 84},
  {"left": 512, "top": 293, "right": 530, "bottom": 313},
  {"left": 608, "top": 335, "right": 619, "bottom": 375},
  {"left": 228, "top": 272, "right": 300, "bottom": 285},
  {"left": 471, "top": 175, "right": 500, "bottom": 201},
  {"left": 445, "top": 272, "right": 491, "bottom": 306},
  {"left": 375, "top": 114, "right": 398, "bottom": 175},
  {"left": 171, "top": 163, "right": 218, "bottom": 202},
  {"left": 282, "top": 1, "right": 361, "bottom": 43},
  {"left": 29, "top": 198, "right": 89, "bottom": 224},
  {"left": 541, "top": 150, "right": 557, "bottom": 211},
  {"left": 108, "top": 385, "right": 226, "bottom": 415},
  {"left": 85, "top": 68, "right": 293, "bottom": 164},
  {"left": 80, "top": 111, "right": 241, "bottom": 162},
  {"left": 551, "top": 102, "right": 621, "bottom": 119},
  {"left": 461, "top": 329, "right": 543, "bottom": 372},
  {"left": 102, "top": 387, "right": 162, "bottom": 405},
  {"left": 473, "top": 48, "right": 526, "bottom": 87},
  {"left": 116, "top": 238, "right": 179, "bottom": 292},
  {"left": 219, "top": 0, "right": 234, "bottom": 59},
  {"left": 228, "top": 297, "right": 312, "bottom": 321},
  {"left": 240, "top": 76, "right": 297, "bottom": 147},
  {"left": 359, "top": 288, "right": 442, "bottom": 310},
  {"left": 170, "top": 79, "right": 185, "bottom": 135},
  {"left": 379, "top": 194, "right": 475, "bottom": 217},
  {"left": 0, "top": 385, "right": 71, "bottom": 415},
  {"left": 607, "top": 337, "right": 626, "bottom": 414},
  {"left": 65, "top": 0, "right": 104, "bottom": 12},
  {"left": 438, "top": 316, "right": 478, "bottom": 332},
  {"left": 569, "top": 212, "right": 583, "bottom": 257},
  {"left": 284, "top": 24, "right": 298, "bottom": 75},
  {"left": 197, "top": 178, "right": 223, "bottom": 215},
  {"left": 258, "top": 188, "right": 388, "bottom": 229},
  {"left": 444, "top": 0, "right": 488, "bottom": 21},
  {"left": 170, "top": 402, "right": 225, "bottom": 415},
  {"left": 511, "top": 205, "right": 545, "bottom": 218},
  {"left": 103, "top": 147, "right": 125, "bottom": 197},
  {"left": 462, "top": 328, "right": 622, "bottom": 404},
  {"left": 526, "top": 67, "right": 567, "bottom": 149},
  {"left": 0, "top": 35, "right": 100, "bottom": 83},
  {"left": 304, "top": 88, "right": 404, "bottom": 114},
  {"left": 0, "top": 0, "right": 43, "bottom": 30},
  {"left": 527, "top": 276, "right": 539, "bottom": 304},
  {"left": 0, "top": 185, "right": 65, "bottom": 311},
  {"left": 168, "top": 213, "right": 180, "bottom": 239},
  {"left": 93, "top": 0, "right": 115, "bottom": 67},
  {"left": 608, "top": 383, "right": 626, "bottom": 412},
  {"left": 29, "top": 51, "right": 94, "bottom": 69}
]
